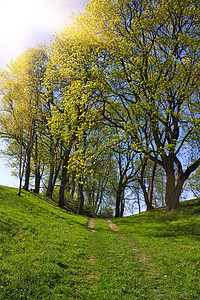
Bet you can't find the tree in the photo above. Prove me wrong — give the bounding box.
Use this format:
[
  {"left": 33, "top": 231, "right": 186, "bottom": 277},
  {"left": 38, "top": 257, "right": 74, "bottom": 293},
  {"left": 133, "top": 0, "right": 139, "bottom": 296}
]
[
  {"left": 76, "top": 0, "right": 200, "bottom": 212},
  {"left": 0, "top": 138, "right": 26, "bottom": 196},
  {"left": 80, "top": 127, "right": 117, "bottom": 215},
  {"left": 45, "top": 31, "right": 101, "bottom": 211},
  {"left": 0, "top": 45, "right": 48, "bottom": 192},
  {"left": 137, "top": 156, "right": 156, "bottom": 211},
  {"left": 109, "top": 133, "right": 139, "bottom": 217}
]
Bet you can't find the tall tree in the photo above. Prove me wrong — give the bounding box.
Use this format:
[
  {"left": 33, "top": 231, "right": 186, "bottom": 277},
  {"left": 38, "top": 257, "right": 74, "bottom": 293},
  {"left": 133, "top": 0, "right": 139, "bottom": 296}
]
[
  {"left": 46, "top": 29, "right": 102, "bottom": 211},
  {"left": 0, "top": 45, "right": 48, "bottom": 192},
  {"left": 76, "top": 0, "right": 200, "bottom": 212}
]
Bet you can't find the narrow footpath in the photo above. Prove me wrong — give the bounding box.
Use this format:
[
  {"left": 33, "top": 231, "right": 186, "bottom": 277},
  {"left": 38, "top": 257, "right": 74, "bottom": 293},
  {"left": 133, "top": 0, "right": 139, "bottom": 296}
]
[{"left": 84, "top": 217, "right": 158, "bottom": 299}]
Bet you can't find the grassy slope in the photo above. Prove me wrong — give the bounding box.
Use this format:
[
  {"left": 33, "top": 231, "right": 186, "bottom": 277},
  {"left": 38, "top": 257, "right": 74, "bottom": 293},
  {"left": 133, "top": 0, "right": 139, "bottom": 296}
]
[
  {"left": 0, "top": 185, "right": 200, "bottom": 299},
  {"left": 114, "top": 202, "right": 200, "bottom": 299}
]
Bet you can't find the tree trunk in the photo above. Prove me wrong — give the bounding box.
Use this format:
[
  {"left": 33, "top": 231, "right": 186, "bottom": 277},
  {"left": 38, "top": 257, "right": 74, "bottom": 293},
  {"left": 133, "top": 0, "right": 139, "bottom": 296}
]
[
  {"left": 115, "top": 193, "right": 120, "bottom": 218},
  {"left": 164, "top": 156, "right": 200, "bottom": 212},
  {"left": 136, "top": 188, "right": 141, "bottom": 214},
  {"left": 70, "top": 171, "right": 76, "bottom": 198},
  {"left": 161, "top": 176, "right": 165, "bottom": 206},
  {"left": 138, "top": 176, "right": 154, "bottom": 211},
  {"left": 46, "top": 135, "right": 56, "bottom": 198},
  {"left": 149, "top": 161, "right": 157, "bottom": 205},
  {"left": 95, "top": 180, "right": 104, "bottom": 214},
  {"left": 120, "top": 197, "right": 125, "bottom": 217},
  {"left": 53, "top": 165, "right": 61, "bottom": 190},
  {"left": 23, "top": 150, "right": 31, "bottom": 191},
  {"left": 77, "top": 179, "right": 85, "bottom": 215},
  {"left": 141, "top": 183, "right": 155, "bottom": 211},
  {"left": 115, "top": 183, "right": 123, "bottom": 218},
  {"left": 18, "top": 139, "right": 23, "bottom": 196},
  {"left": 46, "top": 164, "right": 61, "bottom": 199},
  {"left": 46, "top": 165, "right": 54, "bottom": 198},
  {"left": 165, "top": 172, "right": 184, "bottom": 212},
  {"left": 18, "top": 176, "right": 23, "bottom": 196},
  {"left": 165, "top": 171, "right": 178, "bottom": 212},
  {"left": 34, "top": 167, "right": 41, "bottom": 194},
  {"left": 58, "top": 149, "right": 70, "bottom": 208},
  {"left": 138, "top": 157, "right": 154, "bottom": 211},
  {"left": 164, "top": 157, "right": 181, "bottom": 212}
]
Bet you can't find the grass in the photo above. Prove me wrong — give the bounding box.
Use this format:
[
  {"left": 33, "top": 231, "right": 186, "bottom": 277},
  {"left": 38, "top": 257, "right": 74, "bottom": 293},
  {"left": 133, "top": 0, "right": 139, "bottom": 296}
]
[
  {"left": 114, "top": 201, "right": 200, "bottom": 299},
  {"left": 0, "top": 185, "right": 200, "bottom": 299},
  {"left": 0, "top": 186, "right": 91, "bottom": 299}
]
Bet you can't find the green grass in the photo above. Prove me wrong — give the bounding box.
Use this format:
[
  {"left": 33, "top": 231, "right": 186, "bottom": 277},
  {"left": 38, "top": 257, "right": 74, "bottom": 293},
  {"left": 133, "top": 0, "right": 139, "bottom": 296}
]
[
  {"left": 0, "top": 185, "right": 200, "bottom": 299},
  {"left": 114, "top": 202, "right": 200, "bottom": 299},
  {"left": 0, "top": 186, "right": 91, "bottom": 299}
]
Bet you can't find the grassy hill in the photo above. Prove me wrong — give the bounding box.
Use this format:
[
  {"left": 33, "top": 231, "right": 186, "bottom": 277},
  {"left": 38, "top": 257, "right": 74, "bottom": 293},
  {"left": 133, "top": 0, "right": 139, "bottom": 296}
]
[{"left": 0, "top": 185, "right": 200, "bottom": 299}]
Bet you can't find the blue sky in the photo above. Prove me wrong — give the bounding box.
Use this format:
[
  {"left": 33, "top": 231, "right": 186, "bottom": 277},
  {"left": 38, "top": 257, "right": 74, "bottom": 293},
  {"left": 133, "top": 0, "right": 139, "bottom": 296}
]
[{"left": 0, "top": 0, "right": 89, "bottom": 188}]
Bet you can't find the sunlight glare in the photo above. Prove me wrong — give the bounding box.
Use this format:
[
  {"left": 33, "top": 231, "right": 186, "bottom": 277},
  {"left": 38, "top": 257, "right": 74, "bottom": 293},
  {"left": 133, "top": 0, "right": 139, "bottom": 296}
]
[
  {"left": 0, "top": 0, "right": 73, "bottom": 65},
  {"left": 0, "top": 0, "right": 66, "bottom": 38}
]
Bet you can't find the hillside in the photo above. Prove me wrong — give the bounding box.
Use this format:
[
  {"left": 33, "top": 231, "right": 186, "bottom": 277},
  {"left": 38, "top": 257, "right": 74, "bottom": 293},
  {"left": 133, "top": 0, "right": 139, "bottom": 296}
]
[{"left": 0, "top": 185, "right": 200, "bottom": 299}]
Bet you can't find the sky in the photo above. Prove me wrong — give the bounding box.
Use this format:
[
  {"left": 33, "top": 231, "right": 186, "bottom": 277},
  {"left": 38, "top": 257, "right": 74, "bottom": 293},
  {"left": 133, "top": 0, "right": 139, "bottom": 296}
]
[{"left": 0, "top": 0, "right": 89, "bottom": 188}]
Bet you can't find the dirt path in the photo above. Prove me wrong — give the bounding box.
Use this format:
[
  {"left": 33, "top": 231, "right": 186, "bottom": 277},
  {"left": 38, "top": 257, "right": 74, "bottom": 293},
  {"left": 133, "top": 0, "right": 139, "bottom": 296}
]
[
  {"left": 106, "top": 219, "right": 120, "bottom": 232},
  {"left": 88, "top": 218, "right": 146, "bottom": 261},
  {"left": 86, "top": 218, "right": 154, "bottom": 292},
  {"left": 109, "top": 220, "right": 153, "bottom": 266},
  {"left": 88, "top": 218, "right": 119, "bottom": 232},
  {"left": 87, "top": 218, "right": 99, "bottom": 284},
  {"left": 87, "top": 218, "right": 95, "bottom": 234},
  {"left": 106, "top": 219, "right": 145, "bottom": 257}
]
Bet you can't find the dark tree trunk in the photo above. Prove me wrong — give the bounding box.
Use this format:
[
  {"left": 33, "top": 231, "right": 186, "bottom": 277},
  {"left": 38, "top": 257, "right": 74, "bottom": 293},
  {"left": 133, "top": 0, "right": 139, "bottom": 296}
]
[
  {"left": 163, "top": 156, "right": 181, "bottom": 212},
  {"left": 115, "top": 194, "right": 121, "bottom": 218},
  {"left": 164, "top": 161, "right": 184, "bottom": 212},
  {"left": 163, "top": 157, "right": 200, "bottom": 212},
  {"left": 136, "top": 188, "right": 141, "bottom": 214},
  {"left": 46, "top": 165, "right": 54, "bottom": 198},
  {"left": 70, "top": 172, "right": 76, "bottom": 199},
  {"left": 149, "top": 161, "right": 157, "bottom": 205},
  {"left": 164, "top": 157, "right": 185, "bottom": 212},
  {"left": 115, "top": 182, "right": 123, "bottom": 218},
  {"left": 53, "top": 165, "right": 61, "bottom": 189},
  {"left": 23, "top": 150, "right": 31, "bottom": 191},
  {"left": 141, "top": 183, "right": 155, "bottom": 211},
  {"left": 95, "top": 180, "right": 104, "bottom": 214},
  {"left": 46, "top": 134, "right": 56, "bottom": 198},
  {"left": 139, "top": 157, "right": 154, "bottom": 211},
  {"left": 58, "top": 149, "right": 70, "bottom": 208},
  {"left": 34, "top": 167, "right": 41, "bottom": 194},
  {"left": 120, "top": 197, "right": 125, "bottom": 217},
  {"left": 18, "top": 139, "right": 24, "bottom": 196},
  {"left": 18, "top": 176, "right": 23, "bottom": 196},
  {"left": 77, "top": 179, "right": 85, "bottom": 215},
  {"left": 46, "top": 164, "right": 61, "bottom": 199},
  {"left": 165, "top": 171, "right": 179, "bottom": 212}
]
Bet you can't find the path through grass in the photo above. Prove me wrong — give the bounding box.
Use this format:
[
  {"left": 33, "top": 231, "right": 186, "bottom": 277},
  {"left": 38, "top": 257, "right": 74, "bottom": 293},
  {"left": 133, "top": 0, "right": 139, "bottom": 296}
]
[{"left": 1, "top": 186, "right": 200, "bottom": 299}]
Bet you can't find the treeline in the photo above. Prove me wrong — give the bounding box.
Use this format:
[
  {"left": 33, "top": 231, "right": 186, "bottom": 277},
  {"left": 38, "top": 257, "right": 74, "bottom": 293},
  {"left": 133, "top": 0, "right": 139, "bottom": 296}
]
[{"left": 0, "top": 0, "right": 200, "bottom": 216}]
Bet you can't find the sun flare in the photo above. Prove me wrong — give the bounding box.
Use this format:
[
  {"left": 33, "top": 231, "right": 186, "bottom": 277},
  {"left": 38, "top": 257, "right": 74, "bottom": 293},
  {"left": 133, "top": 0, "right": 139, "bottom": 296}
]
[
  {"left": 0, "top": 0, "right": 73, "bottom": 65},
  {"left": 0, "top": 0, "right": 68, "bottom": 39}
]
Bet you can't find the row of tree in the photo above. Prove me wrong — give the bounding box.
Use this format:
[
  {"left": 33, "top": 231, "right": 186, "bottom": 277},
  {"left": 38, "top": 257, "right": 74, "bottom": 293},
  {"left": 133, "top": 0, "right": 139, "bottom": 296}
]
[{"left": 0, "top": 0, "right": 200, "bottom": 216}]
